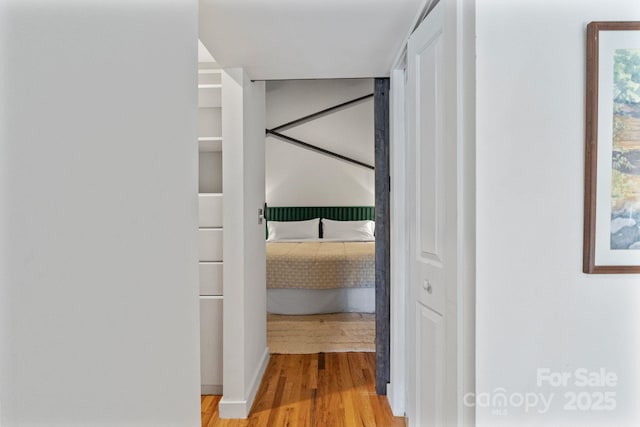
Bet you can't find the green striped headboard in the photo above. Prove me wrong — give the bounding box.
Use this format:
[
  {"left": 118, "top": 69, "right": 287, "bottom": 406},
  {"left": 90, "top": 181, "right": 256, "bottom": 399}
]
[
  {"left": 266, "top": 206, "right": 375, "bottom": 222},
  {"left": 265, "top": 206, "right": 375, "bottom": 238}
]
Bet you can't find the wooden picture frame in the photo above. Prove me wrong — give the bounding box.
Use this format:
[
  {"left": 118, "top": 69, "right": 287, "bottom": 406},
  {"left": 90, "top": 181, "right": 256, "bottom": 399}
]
[{"left": 584, "top": 21, "right": 640, "bottom": 273}]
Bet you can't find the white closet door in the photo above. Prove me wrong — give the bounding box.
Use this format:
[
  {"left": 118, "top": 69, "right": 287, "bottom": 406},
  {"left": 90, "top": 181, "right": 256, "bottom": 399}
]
[{"left": 406, "top": 1, "right": 455, "bottom": 425}]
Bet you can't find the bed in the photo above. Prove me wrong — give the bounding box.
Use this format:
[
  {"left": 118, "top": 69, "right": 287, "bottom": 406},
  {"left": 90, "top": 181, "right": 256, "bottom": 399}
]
[{"left": 265, "top": 206, "right": 375, "bottom": 315}]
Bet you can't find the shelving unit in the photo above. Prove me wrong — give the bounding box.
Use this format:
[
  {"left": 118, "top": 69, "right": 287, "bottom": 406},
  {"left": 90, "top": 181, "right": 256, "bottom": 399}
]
[
  {"left": 198, "top": 136, "right": 222, "bottom": 152},
  {"left": 198, "top": 68, "right": 222, "bottom": 83},
  {"left": 198, "top": 84, "right": 222, "bottom": 108},
  {"left": 198, "top": 60, "right": 223, "bottom": 395},
  {"left": 198, "top": 68, "right": 223, "bottom": 156}
]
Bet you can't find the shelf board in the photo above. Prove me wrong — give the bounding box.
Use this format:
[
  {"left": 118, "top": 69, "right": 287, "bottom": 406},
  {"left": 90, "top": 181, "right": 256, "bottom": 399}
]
[
  {"left": 198, "top": 84, "right": 222, "bottom": 89},
  {"left": 198, "top": 193, "right": 222, "bottom": 203},
  {"left": 199, "top": 137, "right": 222, "bottom": 152}
]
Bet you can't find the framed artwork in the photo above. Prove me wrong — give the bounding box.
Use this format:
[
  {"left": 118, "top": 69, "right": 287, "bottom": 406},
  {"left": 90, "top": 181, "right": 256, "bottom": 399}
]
[{"left": 584, "top": 21, "right": 640, "bottom": 273}]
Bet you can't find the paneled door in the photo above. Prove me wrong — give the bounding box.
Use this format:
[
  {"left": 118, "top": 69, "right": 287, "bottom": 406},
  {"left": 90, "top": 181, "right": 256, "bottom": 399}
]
[{"left": 406, "top": 1, "right": 456, "bottom": 425}]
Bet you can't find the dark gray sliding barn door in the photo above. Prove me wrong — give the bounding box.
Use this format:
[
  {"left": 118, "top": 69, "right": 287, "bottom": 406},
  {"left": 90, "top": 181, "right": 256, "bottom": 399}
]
[{"left": 374, "top": 78, "right": 390, "bottom": 396}]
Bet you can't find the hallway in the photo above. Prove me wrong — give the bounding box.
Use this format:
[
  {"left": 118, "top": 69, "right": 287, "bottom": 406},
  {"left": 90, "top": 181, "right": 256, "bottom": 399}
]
[{"left": 201, "top": 352, "right": 405, "bottom": 426}]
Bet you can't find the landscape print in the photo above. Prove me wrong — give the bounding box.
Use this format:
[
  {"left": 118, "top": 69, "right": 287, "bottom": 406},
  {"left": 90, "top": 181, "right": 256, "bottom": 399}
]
[{"left": 611, "top": 48, "right": 640, "bottom": 250}]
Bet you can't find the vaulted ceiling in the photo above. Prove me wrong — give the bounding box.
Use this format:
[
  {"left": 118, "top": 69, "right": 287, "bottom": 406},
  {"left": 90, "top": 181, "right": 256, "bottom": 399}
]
[{"left": 199, "top": 0, "right": 426, "bottom": 80}]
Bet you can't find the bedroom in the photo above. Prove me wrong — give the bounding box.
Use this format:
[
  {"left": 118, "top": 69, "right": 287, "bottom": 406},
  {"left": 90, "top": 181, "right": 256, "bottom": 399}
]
[{"left": 263, "top": 78, "right": 377, "bottom": 353}]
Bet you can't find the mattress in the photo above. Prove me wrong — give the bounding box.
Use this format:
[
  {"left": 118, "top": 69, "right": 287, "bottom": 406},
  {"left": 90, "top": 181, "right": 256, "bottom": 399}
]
[{"left": 266, "top": 241, "right": 375, "bottom": 290}]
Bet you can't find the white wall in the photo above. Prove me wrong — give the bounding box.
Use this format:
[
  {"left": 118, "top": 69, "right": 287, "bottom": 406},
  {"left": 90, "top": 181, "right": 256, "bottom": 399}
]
[
  {"left": 266, "top": 79, "right": 375, "bottom": 206},
  {"left": 476, "top": 0, "right": 640, "bottom": 425},
  {"left": 0, "top": 1, "right": 200, "bottom": 426},
  {"left": 220, "top": 69, "right": 268, "bottom": 418},
  {"left": 242, "top": 74, "right": 268, "bottom": 404}
]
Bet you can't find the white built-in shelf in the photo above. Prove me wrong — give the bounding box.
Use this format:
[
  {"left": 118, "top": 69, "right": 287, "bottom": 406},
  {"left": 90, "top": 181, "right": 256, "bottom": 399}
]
[
  {"left": 198, "top": 109, "right": 221, "bottom": 139},
  {"left": 198, "top": 84, "right": 222, "bottom": 108},
  {"left": 198, "top": 136, "right": 222, "bottom": 152},
  {"left": 198, "top": 62, "right": 221, "bottom": 71},
  {"left": 198, "top": 193, "right": 223, "bottom": 227},
  {"left": 198, "top": 71, "right": 222, "bottom": 86},
  {"left": 199, "top": 228, "right": 223, "bottom": 262}
]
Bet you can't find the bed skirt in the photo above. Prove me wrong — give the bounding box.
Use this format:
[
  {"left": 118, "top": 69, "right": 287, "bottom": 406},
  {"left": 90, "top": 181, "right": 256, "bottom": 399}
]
[{"left": 267, "top": 288, "right": 375, "bottom": 315}]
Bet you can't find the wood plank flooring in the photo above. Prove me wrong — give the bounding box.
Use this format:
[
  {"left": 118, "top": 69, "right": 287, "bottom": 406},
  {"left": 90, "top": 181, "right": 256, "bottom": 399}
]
[{"left": 201, "top": 352, "right": 405, "bottom": 427}]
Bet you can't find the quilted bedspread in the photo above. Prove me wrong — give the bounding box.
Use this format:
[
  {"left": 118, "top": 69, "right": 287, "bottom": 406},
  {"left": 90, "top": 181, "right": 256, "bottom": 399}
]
[{"left": 266, "top": 241, "right": 375, "bottom": 289}]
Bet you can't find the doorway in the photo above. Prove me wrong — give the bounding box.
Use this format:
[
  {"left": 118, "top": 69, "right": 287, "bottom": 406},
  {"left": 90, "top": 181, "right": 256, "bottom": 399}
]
[{"left": 262, "top": 78, "right": 391, "bottom": 392}]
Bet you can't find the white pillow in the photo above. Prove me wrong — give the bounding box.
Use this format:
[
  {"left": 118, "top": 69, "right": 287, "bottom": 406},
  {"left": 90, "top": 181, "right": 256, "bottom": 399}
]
[
  {"left": 322, "top": 219, "right": 375, "bottom": 241},
  {"left": 267, "top": 218, "right": 320, "bottom": 241}
]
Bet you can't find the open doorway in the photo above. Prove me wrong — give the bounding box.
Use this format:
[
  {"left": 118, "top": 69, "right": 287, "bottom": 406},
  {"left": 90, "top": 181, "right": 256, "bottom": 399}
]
[{"left": 262, "top": 78, "right": 390, "bottom": 393}]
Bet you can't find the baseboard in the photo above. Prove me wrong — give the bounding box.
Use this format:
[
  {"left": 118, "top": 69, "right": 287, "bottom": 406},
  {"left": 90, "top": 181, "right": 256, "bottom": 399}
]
[
  {"left": 245, "top": 347, "right": 270, "bottom": 412},
  {"left": 218, "top": 347, "right": 270, "bottom": 419},
  {"left": 387, "top": 382, "right": 406, "bottom": 417}
]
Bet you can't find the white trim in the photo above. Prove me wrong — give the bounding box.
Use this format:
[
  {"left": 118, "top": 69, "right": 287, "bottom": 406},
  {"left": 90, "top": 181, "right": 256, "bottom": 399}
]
[
  {"left": 217, "top": 399, "right": 250, "bottom": 419},
  {"left": 218, "top": 347, "right": 270, "bottom": 419},
  {"left": 390, "top": 0, "right": 440, "bottom": 70},
  {"left": 389, "top": 68, "right": 408, "bottom": 417},
  {"left": 246, "top": 347, "right": 270, "bottom": 411},
  {"left": 198, "top": 84, "right": 222, "bottom": 89},
  {"left": 455, "top": 0, "right": 476, "bottom": 424},
  {"left": 198, "top": 69, "right": 222, "bottom": 75}
]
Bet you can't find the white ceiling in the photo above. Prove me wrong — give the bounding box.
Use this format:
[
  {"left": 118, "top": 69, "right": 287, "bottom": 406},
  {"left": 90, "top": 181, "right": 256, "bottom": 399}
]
[{"left": 199, "top": 0, "right": 426, "bottom": 80}]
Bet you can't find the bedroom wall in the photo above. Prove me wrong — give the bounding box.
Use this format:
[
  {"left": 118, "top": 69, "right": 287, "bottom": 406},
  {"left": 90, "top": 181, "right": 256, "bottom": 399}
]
[
  {"left": 265, "top": 79, "right": 375, "bottom": 207},
  {"left": 0, "top": 1, "right": 200, "bottom": 426},
  {"left": 476, "top": 0, "right": 640, "bottom": 425}
]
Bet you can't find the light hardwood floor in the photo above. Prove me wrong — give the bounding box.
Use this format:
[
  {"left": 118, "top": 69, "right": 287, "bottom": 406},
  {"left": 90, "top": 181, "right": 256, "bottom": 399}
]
[{"left": 201, "top": 352, "right": 405, "bottom": 427}]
